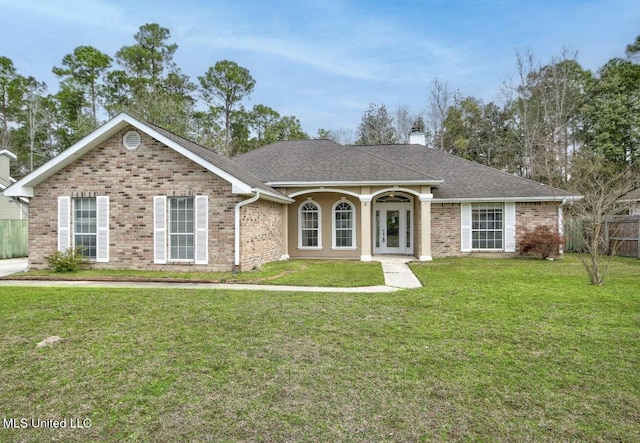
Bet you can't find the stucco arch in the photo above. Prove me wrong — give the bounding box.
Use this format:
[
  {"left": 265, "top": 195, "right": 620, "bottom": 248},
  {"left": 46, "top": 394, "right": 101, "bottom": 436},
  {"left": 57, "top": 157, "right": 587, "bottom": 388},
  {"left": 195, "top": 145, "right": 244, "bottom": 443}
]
[{"left": 370, "top": 187, "right": 420, "bottom": 199}]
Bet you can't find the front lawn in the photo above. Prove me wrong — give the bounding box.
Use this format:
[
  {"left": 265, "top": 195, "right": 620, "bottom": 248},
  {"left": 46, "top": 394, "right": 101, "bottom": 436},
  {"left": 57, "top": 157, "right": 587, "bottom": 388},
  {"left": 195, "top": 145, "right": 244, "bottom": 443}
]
[
  {"left": 0, "top": 256, "right": 638, "bottom": 442},
  {"left": 11, "top": 259, "right": 385, "bottom": 288}
]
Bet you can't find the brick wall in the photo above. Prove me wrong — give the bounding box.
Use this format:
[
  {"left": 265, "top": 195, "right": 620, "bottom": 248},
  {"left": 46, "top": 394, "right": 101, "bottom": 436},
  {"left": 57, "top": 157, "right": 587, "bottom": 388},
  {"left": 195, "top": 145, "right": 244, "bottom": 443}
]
[
  {"left": 240, "top": 199, "right": 284, "bottom": 270},
  {"left": 431, "top": 201, "right": 561, "bottom": 257},
  {"left": 431, "top": 203, "right": 461, "bottom": 256},
  {"left": 29, "top": 126, "right": 283, "bottom": 271},
  {"left": 515, "top": 202, "right": 562, "bottom": 256}
]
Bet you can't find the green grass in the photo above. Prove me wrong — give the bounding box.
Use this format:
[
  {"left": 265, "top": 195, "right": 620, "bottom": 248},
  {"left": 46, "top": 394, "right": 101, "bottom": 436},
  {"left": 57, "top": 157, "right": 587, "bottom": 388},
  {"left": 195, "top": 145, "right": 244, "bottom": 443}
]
[
  {"left": 13, "top": 259, "right": 385, "bottom": 287},
  {"left": 1, "top": 255, "right": 639, "bottom": 442}
]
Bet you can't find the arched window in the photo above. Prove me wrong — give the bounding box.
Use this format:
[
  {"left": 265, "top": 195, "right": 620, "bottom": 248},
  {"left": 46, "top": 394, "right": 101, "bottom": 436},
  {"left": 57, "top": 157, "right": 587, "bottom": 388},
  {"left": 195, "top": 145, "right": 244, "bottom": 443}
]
[
  {"left": 332, "top": 199, "right": 356, "bottom": 249},
  {"left": 299, "top": 200, "right": 321, "bottom": 249}
]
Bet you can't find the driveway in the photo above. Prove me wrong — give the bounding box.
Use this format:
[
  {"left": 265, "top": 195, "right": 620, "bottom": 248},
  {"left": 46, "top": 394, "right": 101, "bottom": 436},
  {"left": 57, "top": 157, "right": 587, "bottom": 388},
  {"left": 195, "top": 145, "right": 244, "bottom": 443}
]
[{"left": 0, "top": 258, "right": 28, "bottom": 277}]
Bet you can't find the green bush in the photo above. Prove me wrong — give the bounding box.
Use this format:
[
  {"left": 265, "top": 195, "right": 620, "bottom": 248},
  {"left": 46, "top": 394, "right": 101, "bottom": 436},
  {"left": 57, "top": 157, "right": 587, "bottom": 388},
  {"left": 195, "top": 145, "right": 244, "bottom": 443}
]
[
  {"left": 46, "top": 247, "right": 89, "bottom": 272},
  {"left": 519, "top": 225, "right": 564, "bottom": 259}
]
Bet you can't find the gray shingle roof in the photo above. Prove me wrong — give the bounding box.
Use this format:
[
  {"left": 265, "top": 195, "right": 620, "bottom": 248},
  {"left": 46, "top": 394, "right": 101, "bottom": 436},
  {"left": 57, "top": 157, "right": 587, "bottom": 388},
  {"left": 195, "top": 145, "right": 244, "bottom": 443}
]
[
  {"left": 235, "top": 140, "right": 576, "bottom": 200},
  {"left": 144, "top": 121, "right": 288, "bottom": 199}
]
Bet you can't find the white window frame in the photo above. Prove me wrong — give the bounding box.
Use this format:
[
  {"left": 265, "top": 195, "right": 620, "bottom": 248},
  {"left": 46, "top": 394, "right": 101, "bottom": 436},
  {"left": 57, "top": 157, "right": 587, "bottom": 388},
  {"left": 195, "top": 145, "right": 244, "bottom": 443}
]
[
  {"left": 332, "top": 199, "right": 356, "bottom": 250},
  {"left": 58, "top": 196, "right": 109, "bottom": 262},
  {"left": 471, "top": 203, "right": 504, "bottom": 250},
  {"left": 298, "top": 199, "right": 322, "bottom": 250},
  {"left": 73, "top": 197, "right": 98, "bottom": 260},
  {"left": 169, "top": 196, "right": 195, "bottom": 261},
  {"left": 154, "top": 195, "right": 208, "bottom": 265},
  {"left": 461, "top": 202, "right": 516, "bottom": 252}
]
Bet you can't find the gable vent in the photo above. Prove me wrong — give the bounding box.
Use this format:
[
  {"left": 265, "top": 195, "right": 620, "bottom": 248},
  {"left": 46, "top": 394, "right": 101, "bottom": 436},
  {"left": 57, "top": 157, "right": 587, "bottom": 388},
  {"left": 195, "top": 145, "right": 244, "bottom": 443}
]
[{"left": 123, "top": 131, "right": 141, "bottom": 150}]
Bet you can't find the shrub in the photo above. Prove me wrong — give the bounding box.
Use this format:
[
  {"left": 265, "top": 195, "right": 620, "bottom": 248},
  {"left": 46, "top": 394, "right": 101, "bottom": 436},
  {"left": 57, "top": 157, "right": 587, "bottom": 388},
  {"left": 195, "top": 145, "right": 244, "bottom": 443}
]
[
  {"left": 519, "top": 225, "right": 563, "bottom": 259},
  {"left": 46, "top": 247, "right": 89, "bottom": 272}
]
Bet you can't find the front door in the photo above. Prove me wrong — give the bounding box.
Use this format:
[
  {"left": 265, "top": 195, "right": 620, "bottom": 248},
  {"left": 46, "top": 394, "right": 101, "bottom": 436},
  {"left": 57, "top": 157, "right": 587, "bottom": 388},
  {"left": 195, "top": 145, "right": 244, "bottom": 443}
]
[{"left": 374, "top": 203, "right": 413, "bottom": 255}]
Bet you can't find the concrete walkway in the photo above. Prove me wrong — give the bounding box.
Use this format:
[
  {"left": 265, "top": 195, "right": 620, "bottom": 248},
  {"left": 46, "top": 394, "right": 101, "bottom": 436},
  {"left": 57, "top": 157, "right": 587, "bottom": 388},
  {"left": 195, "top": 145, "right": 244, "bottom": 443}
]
[
  {"left": 0, "top": 258, "right": 28, "bottom": 277},
  {"left": 0, "top": 256, "right": 422, "bottom": 292},
  {"left": 374, "top": 256, "right": 423, "bottom": 289}
]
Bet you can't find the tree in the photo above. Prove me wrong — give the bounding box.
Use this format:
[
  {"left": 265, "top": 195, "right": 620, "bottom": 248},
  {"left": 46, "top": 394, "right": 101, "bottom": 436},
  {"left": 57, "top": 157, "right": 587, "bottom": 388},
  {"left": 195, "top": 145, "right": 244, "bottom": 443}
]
[
  {"left": 19, "top": 77, "right": 52, "bottom": 171},
  {"left": 262, "top": 115, "right": 307, "bottom": 144},
  {"left": 115, "top": 23, "right": 177, "bottom": 92},
  {"left": 504, "top": 49, "right": 589, "bottom": 185},
  {"left": 625, "top": 34, "right": 640, "bottom": 61},
  {"left": 565, "top": 153, "right": 640, "bottom": 285},
  {"left": 190, "top": 110, "right": 223, "bottom": 152},
  {"left": 356, "top": 103, "right": 396, "bottom": 145},
  {"left": 52, "top": 46, "right": 112, "bottom": 122},
  {"left": 581, "top": 58, "right": 640, "bottom": 169},
  {"left": 444, "top": 96, "right": 516, "bottom": 170},
  {"left": 315, "top": 127, "right": 355, "bottom": 144},
  {"left": 110, "top": 23, "right": 195, "bottom": 136},
  {"left": 250, "top": 104, "right": 280, "bottom": 141},
  {"left": 231, "top": 105, "right": 308, "bottom": 154},
  {"left": 198, "top": 60, "right": 256, "bottom": 156},
  {"left": 0, "top": 56, "right": 23, "bottom": 150},
  {"left": 394, "top": 104, "right": 421, "bottom": 143},
  {"left": 428, "top": 78, "right": 456, "bottom": 150},
  {"left": 530, "top": 56, "right": 588, "bottom": 186}
]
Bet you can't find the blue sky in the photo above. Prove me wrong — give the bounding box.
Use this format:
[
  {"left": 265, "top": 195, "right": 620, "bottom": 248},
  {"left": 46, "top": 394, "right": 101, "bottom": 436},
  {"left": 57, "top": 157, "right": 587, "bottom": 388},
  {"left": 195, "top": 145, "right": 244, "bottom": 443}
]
[{"left": 1, "top": 0, "right": 639, "bottom": 137}]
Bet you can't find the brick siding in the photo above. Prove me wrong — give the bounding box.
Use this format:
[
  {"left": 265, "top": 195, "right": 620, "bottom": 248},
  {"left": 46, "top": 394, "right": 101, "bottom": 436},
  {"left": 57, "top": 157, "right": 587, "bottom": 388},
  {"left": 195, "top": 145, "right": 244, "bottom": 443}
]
[
  {"left": 240, "top": 199, "right": 284, "bottom": 270},
  {"left": 431, "top": 201, "right": 561, "bottom": 257},
  {"left": 28, "top": 126, "right": 283, "bottom": 271}
]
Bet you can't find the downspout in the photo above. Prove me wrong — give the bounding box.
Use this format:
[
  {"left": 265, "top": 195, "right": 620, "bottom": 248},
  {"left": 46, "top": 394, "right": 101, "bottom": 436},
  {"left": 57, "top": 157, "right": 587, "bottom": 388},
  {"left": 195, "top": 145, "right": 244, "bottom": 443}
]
[
  {"left": 234, "top": 191, "right": 260, "bottom": 273},
  {"left": 559, "top": 198, "right": 566, "bottom": 256}
]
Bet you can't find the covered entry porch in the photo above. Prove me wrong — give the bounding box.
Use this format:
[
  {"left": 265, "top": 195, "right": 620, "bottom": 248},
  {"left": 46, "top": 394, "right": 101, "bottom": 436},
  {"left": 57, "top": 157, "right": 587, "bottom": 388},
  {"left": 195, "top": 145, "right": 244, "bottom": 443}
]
[{"left": 285, "top": 186, "right": 433, "bottom": 262}]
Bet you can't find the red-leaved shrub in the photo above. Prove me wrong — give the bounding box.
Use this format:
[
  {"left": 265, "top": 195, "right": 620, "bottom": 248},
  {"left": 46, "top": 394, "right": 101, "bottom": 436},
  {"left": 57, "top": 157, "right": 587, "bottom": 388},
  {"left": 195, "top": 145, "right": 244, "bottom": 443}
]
[{"left": 518, "top": 225, "right": 563, "bottom": 259}]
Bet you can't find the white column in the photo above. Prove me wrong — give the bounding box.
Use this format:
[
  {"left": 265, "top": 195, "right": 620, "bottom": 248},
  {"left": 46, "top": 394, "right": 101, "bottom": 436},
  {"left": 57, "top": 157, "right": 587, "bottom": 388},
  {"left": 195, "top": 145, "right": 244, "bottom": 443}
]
[
  {"left": 419, "top": 193, "right": 433, "bottom": 261},
  {"left": 360, "top": 194, "right": 373, "bottom": 261}
]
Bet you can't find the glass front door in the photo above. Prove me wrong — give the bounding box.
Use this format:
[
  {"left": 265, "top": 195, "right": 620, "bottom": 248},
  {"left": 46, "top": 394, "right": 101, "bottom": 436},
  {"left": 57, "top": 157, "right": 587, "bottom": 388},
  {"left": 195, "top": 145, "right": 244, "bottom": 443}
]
[
  {"left": 374, "top": 203, "right": 413, "bottom": 255},
  {"left": 386, "top": 210, "right": 400, "bottom": 248}
]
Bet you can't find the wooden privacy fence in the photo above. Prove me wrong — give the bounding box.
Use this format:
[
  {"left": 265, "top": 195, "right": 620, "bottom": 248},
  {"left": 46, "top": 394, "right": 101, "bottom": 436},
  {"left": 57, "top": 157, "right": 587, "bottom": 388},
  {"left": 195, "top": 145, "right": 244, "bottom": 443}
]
[
  {"left": 0, "top": 220, "right": 28, "bottom": 259},
  {"left": 565, "top": 216, "right": 640, "bottom": 258},
  {"left": 608, "top": 216, "right": 640, "bottom": 258}
]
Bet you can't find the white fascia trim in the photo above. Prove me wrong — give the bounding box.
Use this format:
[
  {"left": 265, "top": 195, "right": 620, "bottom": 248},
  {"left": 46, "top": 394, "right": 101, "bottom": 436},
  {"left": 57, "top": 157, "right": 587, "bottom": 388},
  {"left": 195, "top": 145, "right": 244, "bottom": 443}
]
[
  {"left": 434, "top": 196, "right": 579, "bottom": 204},
  {"left": 258, "top": 192, "right": 294, "bottom": 203},
  {"left": 0, "top": 149, "right": 17, "bottom": 160},
  {"left": 268, "top": 180, "right": 443, "bottom": 188},
  {"left": 233, "top": 183, "right": 292, "bottom": 204}
]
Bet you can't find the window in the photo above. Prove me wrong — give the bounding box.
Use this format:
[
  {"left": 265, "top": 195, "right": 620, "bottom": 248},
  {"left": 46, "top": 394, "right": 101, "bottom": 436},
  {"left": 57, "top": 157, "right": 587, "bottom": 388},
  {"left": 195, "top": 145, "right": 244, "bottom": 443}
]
[
  {"left": 169, "top": 197, "right": 194, "bottom": 260},
  {"left": 74, "top": 198, "right": 97, "bottom": 259},
  {"left": 333, "top": 200, "right": 355, "bottom": 249},
  {"left": 299, "top": 200, "right": 321, "bottom": 248},
  {"left": 154, "top": 195, "right": 207, "bottom": 264},
  {"left": 472, "top": 204, "right": 503, "bottom": 249}
]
